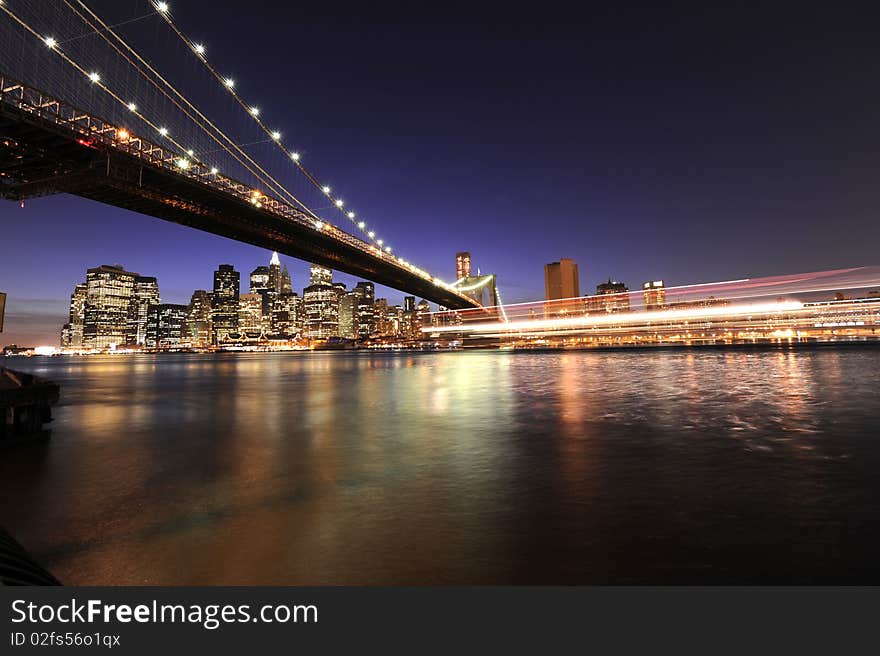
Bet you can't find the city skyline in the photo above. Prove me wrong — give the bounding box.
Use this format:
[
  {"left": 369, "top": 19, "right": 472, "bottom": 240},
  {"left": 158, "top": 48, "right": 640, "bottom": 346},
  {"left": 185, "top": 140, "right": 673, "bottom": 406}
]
[{"left": 3, "top": 2, "right": 880, "bottom": 344}]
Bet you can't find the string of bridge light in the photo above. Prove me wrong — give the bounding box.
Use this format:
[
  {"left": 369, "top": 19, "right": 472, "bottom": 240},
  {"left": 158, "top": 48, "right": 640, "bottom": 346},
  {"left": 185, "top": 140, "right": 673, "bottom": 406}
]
[
  {"left": 150, "top": 1, "right": 409, "bottom": 266},
  {"left": 62, "top": 0, "right": 318, "bottom": 219}
]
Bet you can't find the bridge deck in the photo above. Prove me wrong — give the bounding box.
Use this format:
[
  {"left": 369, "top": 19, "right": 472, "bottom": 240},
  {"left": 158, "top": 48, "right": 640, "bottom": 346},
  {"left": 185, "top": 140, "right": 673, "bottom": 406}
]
[{"left": 0, "top": 75, "right": 478, "bottom": 310}]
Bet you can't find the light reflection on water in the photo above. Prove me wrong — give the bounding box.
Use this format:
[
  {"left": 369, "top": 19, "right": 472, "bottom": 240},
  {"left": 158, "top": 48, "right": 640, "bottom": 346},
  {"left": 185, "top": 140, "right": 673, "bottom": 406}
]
[{"left": 1, "top": 349, "right": 879, "bottom": 584}]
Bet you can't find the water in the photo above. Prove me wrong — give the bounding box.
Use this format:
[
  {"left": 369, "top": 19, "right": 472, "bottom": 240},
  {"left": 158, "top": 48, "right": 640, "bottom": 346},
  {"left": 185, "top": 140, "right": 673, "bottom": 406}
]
[{"left": 1, "top": 348, "right": 879, "bottom": 584}]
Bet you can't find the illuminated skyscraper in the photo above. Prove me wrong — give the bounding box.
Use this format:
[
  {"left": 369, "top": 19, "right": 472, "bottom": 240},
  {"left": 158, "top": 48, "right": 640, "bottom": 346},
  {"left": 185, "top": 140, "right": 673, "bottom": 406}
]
[
  {"left": 280, "top": 264, "right": 292, "bottom": 294},
  {"left": 339, "top": 291, "right": 361, "bottom": 339},
  {"left": 642, "top": 280, "right": 666, "bottom": 311},
  {"left": 83, "top": 264, "right": 137, "bottom": 349},
  {"left": 268, "top": 251, "right": 282, "bottom": 292},
  {"left": 186, "top": 290, "right": 212, "bottom": 348},
  {"left": 145, "top": 304, "right": 187, "bottom": 349},
  {"left": 303, "top": 265, "right": 338, "bottom": 339},
  {"left": 456, "top": 252, "right": 472, "bottom": 280},
  {"left": 354, "top": 282, "right": 375, "bottom": 338},
  {"left": 592, "top": 279, "right": 630, "bottom": 313},
  {"left": 127, "top": 276, "right": 160, "bottom": 346},
  {"left": 211, "top": 264, "right": 240, "bottom": 344},
  {"left": 271, "top": 293, "right": 300, "bottom": 337},
  {"left": 62, "top": 283, "right": 87, "bottom": 348},
  {"left": 249, "top": 266, "right": 270, "bottom": 294},
  {"left": 238, "top": 293, "right": 264, "bottom": 333},
  {"left": 544, "top": 258, "right": 580, "bottom": 300}
]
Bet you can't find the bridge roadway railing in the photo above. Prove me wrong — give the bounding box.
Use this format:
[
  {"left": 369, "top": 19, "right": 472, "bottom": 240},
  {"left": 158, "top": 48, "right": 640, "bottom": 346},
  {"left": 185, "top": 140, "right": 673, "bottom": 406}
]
[{"left": 0, "top": 73, "right": 477, "bottom": 308}]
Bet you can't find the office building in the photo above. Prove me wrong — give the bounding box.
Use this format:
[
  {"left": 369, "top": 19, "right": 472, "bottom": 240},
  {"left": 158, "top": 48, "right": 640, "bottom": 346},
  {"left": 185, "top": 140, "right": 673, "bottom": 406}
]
[
  {"left": 456, "top": 252, "right": 472, "bottom": 280},
  {"left": 83, "top": 264, "right": 137, "bottom": 349},
  {"left": 61, "top": 283, "right": 87, "bottom": 348},
  {"left": 186, "top": 290, "right": 212, "bottom": 348},
  {"left": 643, "top": 280, "right": 666, "bottom": 311},
  {"left": 544, "top": 258, "right": 580, "bottom": 300},
  {"left": 303, "top": 265, "right": 338, "bottom": 339},
  {"left": 145, "top": 304, "right": 187, "bottom": 349},
  {"left": 211, "top": 264, "right": 240, "bottom": 344},
  {"left": 592, "top": 279, "right": 630, "bottom": 313},
  {"left": 127, "top": 276, "right": 160, "bottom": 346},
  {"left": 238, "top": 293, "right": 264, "bottom": 333},
  {"left": 339, "top": 291, "right": 361, "bottom": 339}
]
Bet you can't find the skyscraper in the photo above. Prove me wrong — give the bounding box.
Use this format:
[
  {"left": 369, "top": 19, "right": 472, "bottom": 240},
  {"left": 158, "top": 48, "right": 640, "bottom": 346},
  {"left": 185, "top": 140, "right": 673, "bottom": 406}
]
[
  {"left": 186, "top": 290, "right": 212, "bottom": 348},
  {"left": 415, "top": 299, "right": 431, "bottom": 336},
  {"left": 83, "top": 264, "right": 137, "bottom": 349},
  {"left": 642, "top": 280, "right": 666, "bottom": 311},
  {"left": 211, "top": 264, "right": 240, "bottom": 344},
  {"left": 238, "top": 293, "right": 264, "bottom": 333},
  {"left": 145, "top": 304, "right": 187, "bottom": 349},
  {"left": 268, "top": 251, "right": 282, "bottom": 293},
  {"left": 280, "top": 264, "right": 292, "bottom": 294},
  {"left": 456, "top": 252, "right": 472, "bottom": 280},
  {"left": 593, "top": 279, "right": 630, "bottom": 313},
  {"left": 127, "top": 276, "right": 160, "bottom": 346},
  {"left": 271, "top": 292, "right": 300, "bottom": 337},
  {"left": 339, "top": 291, "right": 361, "bottom": 339},
  {"left": 354, "top": 282, "right": 375, "bottom": 338},
  {"left": 544, "top": 258, "right": 580, "bottom": 300},
  {"left": 303, "top": 265, "right": 338, "bottom": 339},
  {"left": 62, "top": 283, "right": 87, "bottom": 348},
  {"left": 249, "top": 266, "right": 270, "bottom": 294}
]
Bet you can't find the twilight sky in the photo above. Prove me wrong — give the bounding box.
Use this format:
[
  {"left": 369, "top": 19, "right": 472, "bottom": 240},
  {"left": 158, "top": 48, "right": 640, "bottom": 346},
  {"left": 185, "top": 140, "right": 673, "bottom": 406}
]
[{"left": 2, "top": 1, "right": 880, "bottom": 344}]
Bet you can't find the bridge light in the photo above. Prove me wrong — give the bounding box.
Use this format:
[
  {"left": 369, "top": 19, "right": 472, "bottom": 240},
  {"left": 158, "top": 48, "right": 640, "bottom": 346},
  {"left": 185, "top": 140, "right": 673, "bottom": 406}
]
[
  {"left": 88, "top": 71, "right": 100, "bottom": 83},
  {"left": 290, "top": 152, "right": 300, "bottom": 161},
  {"left": 223, "top": 78, "right": 235, "bottom": 88},
  {"left": 347, "top": 211, "right": 355, "bottom": 219},
  {"left": 117, "top": 129, "right": 129, "bottom": 141},
  {"left": 156, "top": 2, "right": 169, "bottom": 13},
  {"left": 271, "top": 131, "right": 281, "bottom": 141},
  {"left": 193, "top": 43, "right": 205, "bottom": 55},
  {"left": 44, "top": 37, "right": 57, "bottom": 49},
  {"left": 158, "top": 127, "right": 168, "bottom": 137},
  {"left": 210, "top": 167, "right": 218, "bottom": 175},
  {"left": 385, "top": 246, "right": 391, "bottom": 253},
  {"left": 314, "top": 221, "right": 324, "bottom": 230},
  {"left": 186, "top": 149, "right": 194, "bottom": 157},
  {"left": 368, "top": 231, "right": 375, "bottom": 238},
  {"left": 176, "top": 157, "right": 190, "bottom": 169},
  {"left": 335, "top": 199, "right": 344, "bottom": 207},
  {"left": 249, "top": 106, "right": 260, "bottom": 116},
  {"left": 357, "top": 221, "right": 365, "bottom": 229},
  {"left": 127, "top": 102, "right": 137, "bottom": 112},
  {"left": 322, "top": 186, "right": 331, "bottom": 194},
  {"left": 377, "top": 239, "right": 383, "bottom": 246}
]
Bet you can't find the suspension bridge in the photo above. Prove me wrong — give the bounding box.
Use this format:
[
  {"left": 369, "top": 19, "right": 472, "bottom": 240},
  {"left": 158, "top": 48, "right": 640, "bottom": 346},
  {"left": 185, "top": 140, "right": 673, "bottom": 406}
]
[{"left": 0, "top": 0, "right": 482, "bottom": 310}]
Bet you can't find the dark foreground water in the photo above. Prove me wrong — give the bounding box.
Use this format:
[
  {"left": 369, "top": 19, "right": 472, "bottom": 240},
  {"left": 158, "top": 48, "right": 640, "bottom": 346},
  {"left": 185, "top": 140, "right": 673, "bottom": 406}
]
[{"left": 1, "top": 348, "right": 879, "bottom": 584}]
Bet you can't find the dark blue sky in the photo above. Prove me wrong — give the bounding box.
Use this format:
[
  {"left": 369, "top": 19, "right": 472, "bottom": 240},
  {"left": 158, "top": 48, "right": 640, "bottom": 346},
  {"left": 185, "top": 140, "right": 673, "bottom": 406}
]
[{"left": 2, "top": 1, "right": 880, "bottom": 344}]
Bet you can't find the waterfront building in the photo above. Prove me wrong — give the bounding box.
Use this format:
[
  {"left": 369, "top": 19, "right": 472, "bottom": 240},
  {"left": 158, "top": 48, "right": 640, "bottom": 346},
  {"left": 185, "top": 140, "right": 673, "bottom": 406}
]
[
  {"left": 354, "top": 282, "right": 375, "bottom": 338},
  {"left": 643, "top": 280, "right": 666, "bottom": 311},
  {"left": 270, "top": 293, "right": 300, "bottom": 337},
  {"left": 127, "top": 276, "right": 160, "bottom": 346},
  {"left": 303, "top": 266, "right": 338, "bottom": 339},
  {"left": 590, "top": 279, "right": 631, "bottom": 314},
  {"left": 456, "top": 252, "right": 472, "bottom": 280},
  {"left": 145, "top": 304, "right": 187, "bottom": 350},
  {"left": 83, "top": 264, "right": 137, "bottom": 349},
  {"left": 185, "top": 290, "right": 212, "bottom": 348},
  {"left": 416, "top": 299, "right": 431, "bottom": 335},
  {"left": 373, "top": 298, "right": 391, "bottom": 336},
  {"left": 61, "top": 283, "right": 87, "bottom": 348},
  {"left": 544, "top": 258, "right": 580, "bottom": 300},
  {"left": 238, "top": 293, "right": 264, "bottom": 333},
  {"left": 211, "top": 264, "right": 240, "bottom": 344}
]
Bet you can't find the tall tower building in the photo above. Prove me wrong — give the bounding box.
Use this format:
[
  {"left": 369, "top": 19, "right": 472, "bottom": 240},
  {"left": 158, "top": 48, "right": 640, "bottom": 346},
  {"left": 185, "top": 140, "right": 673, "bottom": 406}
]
[
  {"left": 128, "top": 276, "right": 160, "bottom": 346},
  {"left": 354, "top": 282, "right": 375, "bottom": 338},
  {"left": 456, "top": 252, "right": 472, "bottom": 280},
  {"left": 268, "top": 251, "right": 282, "bottom": 293},
  {"left": 310, "top": 264, "right": 332, "bottom": 286},
  {"left": 280, "top": 264, "right": 292, "bottom": 294},
  {"left": 249, "top": 266, "right": 270, "bottom": 294},
  {"left": 83, "top": 264, "right": 137, "bottom": 349},
  {"left": 238, "top": 293, "right": 264, "bottom": 333},
  {"left": 592, "top": 279, "right": 630, "bottom": 314},
  {"left": 63, "top": 283, "right": 87, "bottom": 348},
  {"left": 544, "top": 258, "right": 580, "bottom": 300},
  {"left": 339, "top": 291, "right": 361, "bottom": 339},
  {"left": 642, "top": 280, "right": 666, "bottom": 311},
  {"left": 211, "top": 264, "right": 240, "bottom": 344},
  {"left": 146, "top": 304, "right": 187, "bottom": 349},
  {"left": 303, "top": 265, "right": 338, "bottom": 339},
  {"left": 186, "top": 290, "right": 212, "bottom": 348}
]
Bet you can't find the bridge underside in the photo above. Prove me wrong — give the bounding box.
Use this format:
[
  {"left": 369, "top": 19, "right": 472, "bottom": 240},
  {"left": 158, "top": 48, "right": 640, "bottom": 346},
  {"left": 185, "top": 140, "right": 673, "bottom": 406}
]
[{"left": 0, "top": 102, "right": 475, "bottom": 310}]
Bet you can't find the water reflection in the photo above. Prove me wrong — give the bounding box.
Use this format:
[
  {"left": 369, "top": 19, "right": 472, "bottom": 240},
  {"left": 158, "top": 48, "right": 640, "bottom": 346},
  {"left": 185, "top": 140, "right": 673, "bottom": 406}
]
[{"left": 1, "top": 349, "right": 879, "bottom": 584}]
